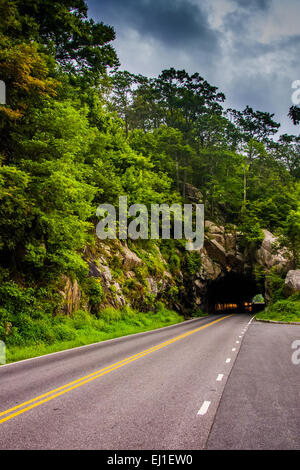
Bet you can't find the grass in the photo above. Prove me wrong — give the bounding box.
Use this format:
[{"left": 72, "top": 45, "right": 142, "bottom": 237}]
[
  {"left": 256, "top": 297, "right": 300, "bottom": 323},
  {"left": 5, "top": 306, "right": 194, "bottom": 364}
]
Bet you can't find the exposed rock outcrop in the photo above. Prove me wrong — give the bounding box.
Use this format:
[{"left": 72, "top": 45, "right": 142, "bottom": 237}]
[
  {"left": 255, "top": 229, "right": 290, "bottom": 271},
  {"left": 59, "top": 275, "right": 81, "bottom": 315},
  {"left": 184, "top": 183, "right": 203, "bottom": 203},
  {"left": 284, "top": 270, "right": 300, "bottom": 297},
  {"left": 122, "top": 245, "right": 143, "bottom": 270},
  {"left": 57, "top": 220, "right": 291, "bottom": 315}
]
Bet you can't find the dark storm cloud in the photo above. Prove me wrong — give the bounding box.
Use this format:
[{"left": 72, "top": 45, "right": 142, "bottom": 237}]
[
  {"left": 87, "top": 0, "right": 300, "bottom": 135},
  {"left": 233, "top": 0, "right": 272, "bottom": 9},
  {"left": 88, "top": 0, "right": 220, "bottom": 50}
]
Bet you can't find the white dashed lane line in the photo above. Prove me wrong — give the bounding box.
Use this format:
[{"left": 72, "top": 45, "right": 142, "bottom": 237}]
[
  {"left": 197, "top": 401, "right": 211, "bottom": 416},
  {"left": 197, "top": 317, "right": 255, "bottom": 417}
]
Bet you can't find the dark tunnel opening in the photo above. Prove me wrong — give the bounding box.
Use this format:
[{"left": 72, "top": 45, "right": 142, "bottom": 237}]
[{"left": 205, "top": 271, "right": 265, "bottom": 314}]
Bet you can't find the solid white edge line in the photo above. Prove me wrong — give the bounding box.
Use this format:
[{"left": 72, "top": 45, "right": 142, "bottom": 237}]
[{"left": 197, "top": 400, "right": 211, "bottom": 415}]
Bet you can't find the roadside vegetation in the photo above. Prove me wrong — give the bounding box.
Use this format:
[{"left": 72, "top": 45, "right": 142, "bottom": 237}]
[
  {"left": 6, "top": 305, "right": 186, "bottom": 363},
  {"left": 256, "top": 296, "right": 300, "bottom": 323},
  {"left": 255, "top": 270, "right": 300, "bottom": 323}
]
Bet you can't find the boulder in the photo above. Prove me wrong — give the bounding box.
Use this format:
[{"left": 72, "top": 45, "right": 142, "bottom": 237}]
[
  {"left": 111, "top": 282, "right": 126, "bottom": 307},
  {"left": 224, "top": 232, "right": 237, "bottom": 253},
  {"left": 88, "top": 261, "right": 102, "bottom": 278},
  {"left": 198, "top": 248, "right": 222, "bottom": 280},
  {"left": 284, "top": 270, "right": 300, "bottom": 297},
  {"left": 255, "top": 229, "right": 289, "bottom": 270},
  {"left": 146, "top": 277, "right": 159, "bottom": 296},
  {"left": 122, "top": 246, "right": 143, "bottom": 270},
  {"left": 184, "top": 183, "right": 203, "bottom": 203},
  {"left": 99, "top": 265, "right": 113, "bottom": 289},
  {"left": 204, "top": 238, "right": 227, "bottom": 267},
  {"left": 210, "top": 233, "right": 225, "bottom": 246},
  {"left": 205, "top": 220, "right": 225, "bottom": 235},
  {"left": 226, "top": 252, "right": 245, "bottom": 271}
]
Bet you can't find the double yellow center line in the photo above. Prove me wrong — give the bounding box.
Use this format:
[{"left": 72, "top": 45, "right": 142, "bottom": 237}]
[{"left": 0, "top": 315, "right": 231, "bottom": 424}]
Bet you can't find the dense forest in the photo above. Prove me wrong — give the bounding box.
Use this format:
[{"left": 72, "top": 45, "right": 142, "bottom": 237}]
[{"left": 0, "top": 0, "right": 299, "bottom": 359}]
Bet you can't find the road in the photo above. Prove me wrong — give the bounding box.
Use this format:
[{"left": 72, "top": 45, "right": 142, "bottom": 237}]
[
  {"left": 207, "top": 320, "right": 300, "bottom": 450},
  {"left": 0, "top": 314, "right": 299, "bottom": 450}
]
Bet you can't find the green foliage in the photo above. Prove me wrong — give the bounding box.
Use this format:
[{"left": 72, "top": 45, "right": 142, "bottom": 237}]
[
  {"left": 257, "top": 299, "right": 300, "bottom": 322},
  {"left": 279, "top": 208, "right": 300, "bottom": 268},
  {"left": 83, "top": 278, "right": 104, "bottom": 315},
  {"left": 265, "top": 268, "right": 286, "bottom": 303},
  {"left": 190, "top": 308, "right": 208, "bottom": 318},
  {"left": 253, "top": 264, "right": 266, "bottom": 289},
  {"left": 168, "top": 253, "right": 181, "bottom": 274},
  {"left": 6, "top": 306, "right": 183, "bottom": 362},
  {"left": 184, "top": 251, "right": 202, "bottom": 276},
  {"left": 237, "top": 207, "right": 265, "bottom": 251}
]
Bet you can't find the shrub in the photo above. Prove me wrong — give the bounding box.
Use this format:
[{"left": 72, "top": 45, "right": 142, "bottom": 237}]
[
  {"left": 53, "top": 324, "right": 78, "bottom": 341},
  {"left": 83, "top": 278, "right": 104, "bottom": 314},
  {"left": 184, "top": 251, "right": 202, "bottom": 276},
  {"left": 266, "top": 268, "right": 286, "bottom": 303},
  {"left": 268, "top": 300, "right": 300, "bottom": 317}
]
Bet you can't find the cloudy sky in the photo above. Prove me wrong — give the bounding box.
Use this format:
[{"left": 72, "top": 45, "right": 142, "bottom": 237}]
[{"left": 87, "top": 0, "right": 300, "bottom": 136}]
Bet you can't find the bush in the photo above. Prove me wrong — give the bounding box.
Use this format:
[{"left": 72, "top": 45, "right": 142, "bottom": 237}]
[
  {"left": 257, "top": 299, "right": 300, "bottom": 322},
  {"left": 83, "top": 278, "right": 104, "bottom": 314},
  {"left": 266, "top": 268, "right": 286, "bottom": 303},
  {"left": 184, "top": 251, "right": 202, "bottom": 276},
  {"left": 52, "top": 324, "right": 78, "bottom": 341},
  {"left": 268, "top": 300, "right": 300, "bottom": 317},
  {"left": 168, "top": 253, "right": 181, "bottom": 274}
]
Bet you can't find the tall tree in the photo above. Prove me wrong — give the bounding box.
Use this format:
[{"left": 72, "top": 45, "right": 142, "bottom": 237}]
[{"left": 226, "top": 106, "right": 280, "bottom": 204}]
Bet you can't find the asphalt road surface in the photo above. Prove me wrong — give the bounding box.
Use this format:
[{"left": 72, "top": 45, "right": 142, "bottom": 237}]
[
  {"left": 207, "top": 320, "right": 300, "bottom": 450},
  {"left": 0, "top": 314, "right": 299, "bottom": 450}
]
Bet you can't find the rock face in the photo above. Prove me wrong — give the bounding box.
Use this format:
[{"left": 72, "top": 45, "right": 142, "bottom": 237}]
[
  {"left": 57, "top": 221, "right": 292, "bottom": 314},
  {"left": 122, "top": 246, "right": 143, "bottom": 270},
  {"left": 184, "top": 183, "right": 203, "bottom": 203},
  {"left": 59, "top": 275, "right": 81, "bottom": 315},
  {"left": 255, "top": 229, "right": 289, "bottom": 270},
  {"left": 284, "top": 270, "right": 300, "bottom": 297}
]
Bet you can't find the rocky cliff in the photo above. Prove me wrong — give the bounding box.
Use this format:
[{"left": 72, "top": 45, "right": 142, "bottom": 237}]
[{"left": 58, "top": 220, "right": 294, "bottom": 316}]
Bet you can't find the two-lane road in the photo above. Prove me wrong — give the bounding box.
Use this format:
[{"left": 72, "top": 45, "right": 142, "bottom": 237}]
[{"left": 0, "top": 314, "right": 252, "bottom": 449}]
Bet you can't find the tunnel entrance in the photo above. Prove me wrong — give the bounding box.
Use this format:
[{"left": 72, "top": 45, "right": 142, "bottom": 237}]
[{"left": 205, "top": 271, "right": 264, "bottom": 314}]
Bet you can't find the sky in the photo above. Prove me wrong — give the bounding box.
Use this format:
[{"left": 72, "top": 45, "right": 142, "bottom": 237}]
[{"left": 87, "top": 0, "right": 300, "bottom": 136}]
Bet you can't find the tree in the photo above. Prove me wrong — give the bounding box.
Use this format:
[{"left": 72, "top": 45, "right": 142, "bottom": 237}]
[
  {"left": 288, "top": 105, "right": 300, "bottom": 125},
  {"left": 226, "top": 106, "right": 280, "bottom": 204},
  {"left": 279, "top": 209, "right": 300, "bottom": 269},
  {"left": 108, "top": 71, "right": 138, "bottom": 136},
  {"left": 0, "top": 0, "right": 119, "bottom": 85},
  {"left": 271, "top": 134, "right": 300, "bottom": 180}
]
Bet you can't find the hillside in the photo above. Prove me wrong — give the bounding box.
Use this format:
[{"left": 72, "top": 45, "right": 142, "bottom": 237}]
[{"left": 0, "top": 0, "right": 299, "bottom": 361}]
